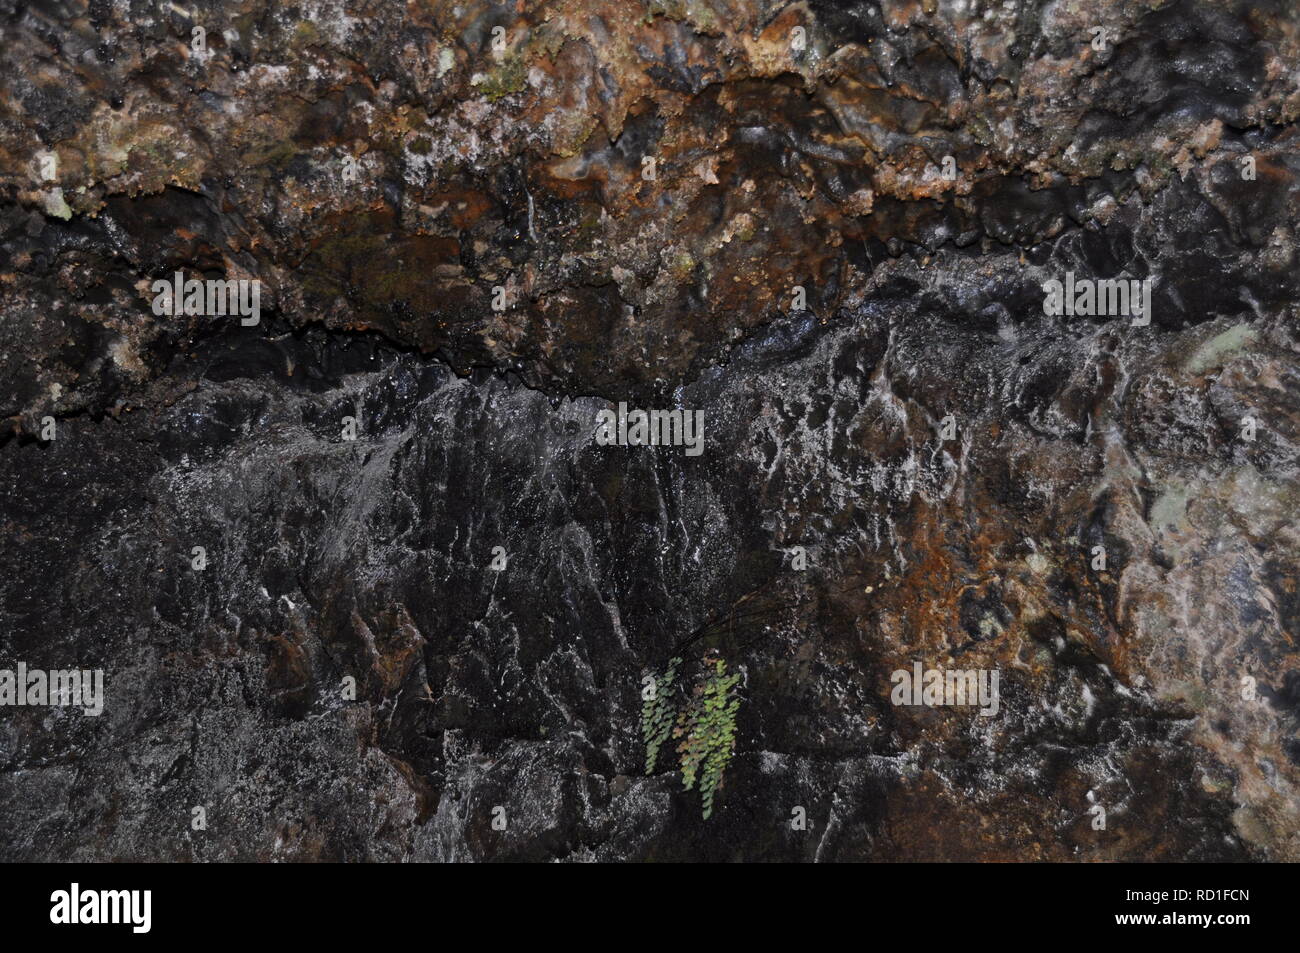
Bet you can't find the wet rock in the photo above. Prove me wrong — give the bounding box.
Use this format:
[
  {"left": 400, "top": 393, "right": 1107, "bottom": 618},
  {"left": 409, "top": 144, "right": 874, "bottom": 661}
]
[{"left": 0, "top": 0, "right": 1297, "bottom": 860}]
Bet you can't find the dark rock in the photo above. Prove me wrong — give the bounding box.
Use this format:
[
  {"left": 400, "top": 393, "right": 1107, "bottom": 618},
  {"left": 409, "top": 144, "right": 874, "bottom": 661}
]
[{"left": 0, "top": 0, "right": 1296, "bottom": 861}]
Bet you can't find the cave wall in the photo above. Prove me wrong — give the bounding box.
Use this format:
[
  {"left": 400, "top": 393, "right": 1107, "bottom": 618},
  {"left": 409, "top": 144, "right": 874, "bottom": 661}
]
[{"left": 1, "top": 0, "right": 1298, "bottom": 860}]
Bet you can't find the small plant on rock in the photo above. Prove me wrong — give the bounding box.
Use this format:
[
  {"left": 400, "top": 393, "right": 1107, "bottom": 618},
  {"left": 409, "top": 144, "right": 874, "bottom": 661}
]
[
  {"left": 642, "top": 656, "right": 680, "bottom": 774},
  {"left": 641, "top": 653, "right": 742, "bottom": 819}
]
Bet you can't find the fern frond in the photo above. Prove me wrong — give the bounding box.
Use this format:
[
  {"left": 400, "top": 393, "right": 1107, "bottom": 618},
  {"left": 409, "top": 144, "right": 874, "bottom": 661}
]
[{"left": 641, "top": 656, "right": 680, "bottom": 774}]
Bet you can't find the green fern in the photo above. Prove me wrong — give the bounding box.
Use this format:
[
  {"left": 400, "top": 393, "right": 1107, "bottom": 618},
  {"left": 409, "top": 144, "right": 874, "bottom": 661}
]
[
  {"left": 677, "top": 658, "right": 741, "bottom": 818},
  {"left": 675, "top": 702, "right": 707, "bottom": 792},
  {"left": 641, "top": 656, "right": 680, "bottom": 774},
  {"left": 643, "top": 653, "right": 742, "bottom": 819}
]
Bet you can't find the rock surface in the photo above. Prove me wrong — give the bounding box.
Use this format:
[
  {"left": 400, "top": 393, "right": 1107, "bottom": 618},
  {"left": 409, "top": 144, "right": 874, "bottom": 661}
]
[{"left": 1, "top": 0, "right": 1298, "bottom": 860}]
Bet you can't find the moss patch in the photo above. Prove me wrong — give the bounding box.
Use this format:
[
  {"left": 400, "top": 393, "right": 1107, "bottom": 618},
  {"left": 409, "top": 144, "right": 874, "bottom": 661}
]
[
  {"left": 473, "top": 55, "right": 527, "bottom": 102},
  {"left": 1185, "top": 323, "right": 1258, "bottom": 375}
]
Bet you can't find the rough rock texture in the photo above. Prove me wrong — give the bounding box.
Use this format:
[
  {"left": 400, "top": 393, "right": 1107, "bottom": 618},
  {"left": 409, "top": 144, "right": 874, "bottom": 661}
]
[{"left": 1, "top": 0, "right": 1298, "bottom": 860}]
